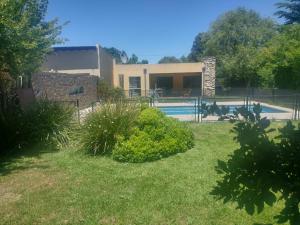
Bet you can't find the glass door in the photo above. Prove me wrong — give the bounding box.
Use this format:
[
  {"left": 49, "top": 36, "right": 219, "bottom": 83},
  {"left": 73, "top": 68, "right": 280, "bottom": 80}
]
[{"left": 129, "top": 76, "right": 141, "bottom": 97}]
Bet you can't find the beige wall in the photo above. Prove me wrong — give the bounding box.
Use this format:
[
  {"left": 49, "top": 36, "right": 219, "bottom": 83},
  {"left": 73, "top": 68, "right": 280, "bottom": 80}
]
[
  {"left": 99, "top": 47, "right": 114, "bottom": 85},
  {"left": 113, "top": 62, "right": 204, "bottom": 94}
]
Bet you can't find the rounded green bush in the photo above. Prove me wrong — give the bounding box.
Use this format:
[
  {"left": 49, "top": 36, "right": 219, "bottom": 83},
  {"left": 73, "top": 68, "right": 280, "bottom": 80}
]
[{"left": 112, "top": 108, "right": 194, "bottom": 163}]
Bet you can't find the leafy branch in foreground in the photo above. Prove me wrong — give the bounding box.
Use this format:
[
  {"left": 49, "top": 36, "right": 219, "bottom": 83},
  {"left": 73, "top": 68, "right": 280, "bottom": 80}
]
[{"left": 211, "top": 104, "right": 300, "bottom": 225}]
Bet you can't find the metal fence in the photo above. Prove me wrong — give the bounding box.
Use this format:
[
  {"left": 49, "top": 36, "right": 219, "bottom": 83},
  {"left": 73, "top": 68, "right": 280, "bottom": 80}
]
[
  {"left": 152, "top": 94, "right": 300, "bottom": 122},
  {"left": 56, "top": 88, "right": 300, "bottom": 123}
]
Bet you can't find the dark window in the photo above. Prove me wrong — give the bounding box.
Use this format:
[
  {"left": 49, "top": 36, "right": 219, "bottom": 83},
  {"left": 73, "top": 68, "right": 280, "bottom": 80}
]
[
  {"left": 183, "top": 76, "right": 201, "bottom": 89},
  {"left": 69, "top": 86, "right": 84, "bottom": 95},
  {"left": 119, "top": 74, "right": 124, "bottom": 89},
  {"left": 129, "top": 76, "right": 141, "bottom": 97},
  {"left": 156, "top": 77, "right": 173, "bottom": 89}
]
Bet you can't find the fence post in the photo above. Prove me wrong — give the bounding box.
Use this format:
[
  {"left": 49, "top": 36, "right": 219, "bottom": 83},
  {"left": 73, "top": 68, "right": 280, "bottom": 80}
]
[
  {"left": 298, "top": 95, "right": 300, "bottom": 120},
  {"left": 194, "top": 98, "right": 197, "bottom": 122},
  {"left": 295, "top": 95, "right": 300, "bottom": 120},
  {"left": 197, "top": 96, "right": 200, "bottom": 123},
  {"left": 76, "top": 99, "right": 80, "bottom": 124}
]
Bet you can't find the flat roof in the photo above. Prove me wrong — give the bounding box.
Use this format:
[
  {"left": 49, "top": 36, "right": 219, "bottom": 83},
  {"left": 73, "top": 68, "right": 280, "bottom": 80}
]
[{"left": 52, "top": 46, "right": 97, "bottom": 51}]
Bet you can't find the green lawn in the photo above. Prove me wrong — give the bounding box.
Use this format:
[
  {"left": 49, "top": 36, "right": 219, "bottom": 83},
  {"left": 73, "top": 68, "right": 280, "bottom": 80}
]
[{"left": 0, "top": 122, "right": 287, "bottom": 225}]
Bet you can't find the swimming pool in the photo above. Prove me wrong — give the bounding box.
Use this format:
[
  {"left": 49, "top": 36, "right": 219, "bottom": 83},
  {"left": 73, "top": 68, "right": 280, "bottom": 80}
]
[{"left": 158, "top": 105, "right": 287, "bottom": 116}]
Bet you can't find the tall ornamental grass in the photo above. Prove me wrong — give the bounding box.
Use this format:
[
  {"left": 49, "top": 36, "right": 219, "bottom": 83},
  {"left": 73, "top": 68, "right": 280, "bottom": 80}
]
[
  {"left": 0, "top": 100, "right": 76, "bottom": 153},
  {"left": 81, "top": 101, "right": 140, "bottom": 155}
]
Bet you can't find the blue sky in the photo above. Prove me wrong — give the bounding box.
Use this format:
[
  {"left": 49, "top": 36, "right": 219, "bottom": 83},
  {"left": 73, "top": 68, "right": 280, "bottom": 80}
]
[{"left": 46, "top": 0, "right": 282, "bottom": 63}]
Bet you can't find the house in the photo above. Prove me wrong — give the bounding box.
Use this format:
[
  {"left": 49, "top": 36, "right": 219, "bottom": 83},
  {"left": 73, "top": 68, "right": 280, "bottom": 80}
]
[{"left": 41, "top": 44, "right": 216, "bottom": 97}]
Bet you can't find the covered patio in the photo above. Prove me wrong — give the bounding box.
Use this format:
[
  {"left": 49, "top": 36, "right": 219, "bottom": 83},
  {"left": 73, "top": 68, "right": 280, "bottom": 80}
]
[{"left": 149, "top": 72, "right": 202, "bottom": 97}]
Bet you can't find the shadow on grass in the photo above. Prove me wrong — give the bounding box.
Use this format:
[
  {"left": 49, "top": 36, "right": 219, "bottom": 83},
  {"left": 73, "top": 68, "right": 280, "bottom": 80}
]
[
  {"left": 253, "top": 223, "right": 272, "bottom": 225},
  {"left": 0, "top": 143, "right": 56, "bottom": 176}
]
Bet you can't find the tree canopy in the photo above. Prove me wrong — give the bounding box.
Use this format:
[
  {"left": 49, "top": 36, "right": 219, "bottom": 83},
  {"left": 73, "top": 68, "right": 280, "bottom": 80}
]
[
  {"left": 158, "top": 56, "right": 189, "bottom": 64},
  {"left": 0, "top": 0, "right": 64, "bottom": 79},
  {"left": 189, "top": 8, "right": 277, "bottom": 87},
  {"left": 275, "top": 0, "right": 300, "bottom": 24},
  {"left": 103, "top": 48, "right": 148, "bottom": 64},
  {"left": 103, "top": 47, "right": 128, "bottom": 64},
  {"left": 158, "top": 56, "right": 181, "bottom": 64},
  {"left": 257, "top": 24, "right": 300, "bottom": 89}
]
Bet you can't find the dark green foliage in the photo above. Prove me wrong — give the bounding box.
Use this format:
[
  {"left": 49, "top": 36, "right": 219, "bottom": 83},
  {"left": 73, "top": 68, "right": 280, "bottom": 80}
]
[
  {"left": 0, "top": 94, "right": 25, "bottom": 152},
  {"left": 190, "top": 8, "right": 277, "bottom": 87},
  {"left": 0, "top": 100, "right": 75, "bottom": 153},
  {"left": 211, "top": 104, "right": 300, "bottom": 225},
  {"left": 257, "top": 24, "right": 300, "bottom": 89},
  {"left": 103, "top": 47, "right": 128, "bottom": 64},
  {"left": 103, "top": 47, "right": 148, "bottom": 64},
  {"left": 81, "top": 102, "right": 140, "bottom": 155},
  {"left": 112, "top": 108, "right": 194, "bottom": 163},
  {"left": 158, "top": 56, "right": 181, "bottom": 64},
  {"left": 23, "top": 100, "right": 75, "bottom": 146},
  {"left": 275, "top": 0, "right": 300, "bottom": 24},
  {"left": 200, "top": 101, "right": 230, "bottom": 119},
  {"left": 188, "top": 32, "right": 209, "bottom": 62},
  {"left": 97, "top": 80, "right": 125, "bottom": 101},
  {"left": 0, "top": 0, "right": 63, "bottom": 79},
  {"left": 127, "top": 54, "right": 148, "bottom": 64},
  {"left": 158, "top": 56, "right": 189, "bottom": 64}
]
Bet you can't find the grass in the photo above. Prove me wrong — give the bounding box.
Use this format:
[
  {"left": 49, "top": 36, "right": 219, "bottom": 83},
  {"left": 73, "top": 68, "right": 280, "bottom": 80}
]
[{"left": 0, "top": 122, "right": 288, "bottom": 225}]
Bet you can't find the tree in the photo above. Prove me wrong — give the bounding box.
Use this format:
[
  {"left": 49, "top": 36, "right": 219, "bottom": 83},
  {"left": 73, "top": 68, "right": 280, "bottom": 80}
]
[
  {"left": 0, "top": 0, "right": 63, "bottom": 79},
  {"left": 275, "top": 0, "right": 300, "bottom": 24},
  {"left": 188, "top": 32, "right": 208, "bottom": 62},
  {"left": 158, "top": 56, "right": 181, "bottom": 64},
  {"left": 140, "top": 59, "right": 149, "bottom": 64},
  {"left": 180, "top": 55, "right": 189, "bottom": 63},
  {"left": 257, "top": 24, "right": 300, "bottom": 89},
  {"left": 103, "top": 47, "right": 128, "bottom": 64},
  {"left": 212, "top": 105, "right": 300, "bottom": 225},
  {"left": 127, "top": 54, "right": 148, "bottom": 64},
  {"left": 127, "top": 54, "right": 139, "bottom": 64},
  {"left": 0, "top": 0, "right": 63, "bottom": 118},
  {"left": 190, "top": 8, "right": 277, "bottom": 87}
]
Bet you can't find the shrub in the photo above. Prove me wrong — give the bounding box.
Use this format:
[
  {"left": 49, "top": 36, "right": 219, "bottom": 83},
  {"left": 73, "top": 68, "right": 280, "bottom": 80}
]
[
  {"left": 0, "top": 99, "right": 76, "bottom": 153},
  {"left": 0, "top": 96, "right": 25, "bottom": 152},
  {"left": 23, "top": 100, "right": 76, "bottom": 147},
  {"left": 81, "top": 101, "right": 140, "bottom": 155},
  {"left": 112, "top": 108, "right": 194, "bottom": 163},
  {"left": 211, "top": 104, "right": 300, "bottom": 225},
  {"left": 97, "top": 80, "right": 125, "bottom": 101}
]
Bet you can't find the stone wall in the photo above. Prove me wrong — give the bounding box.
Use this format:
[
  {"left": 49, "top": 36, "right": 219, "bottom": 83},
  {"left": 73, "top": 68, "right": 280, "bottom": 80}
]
[
  {"left": 32, "top": 72, "right": 98, "bottom": 108},
  {"left": 202, "top": 57, "right": 216, "bottom": 97}
]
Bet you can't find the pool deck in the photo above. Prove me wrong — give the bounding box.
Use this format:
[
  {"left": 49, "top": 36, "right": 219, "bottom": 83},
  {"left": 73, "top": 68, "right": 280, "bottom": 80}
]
[{"left": 154, "top": 100, "right": 294, "bottom": 121}]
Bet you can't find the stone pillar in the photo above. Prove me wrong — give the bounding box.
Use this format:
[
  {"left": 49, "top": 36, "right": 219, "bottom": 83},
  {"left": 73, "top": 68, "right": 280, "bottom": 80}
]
[{"left": 202, "top": 57, "right": 216, "bottom": 97}]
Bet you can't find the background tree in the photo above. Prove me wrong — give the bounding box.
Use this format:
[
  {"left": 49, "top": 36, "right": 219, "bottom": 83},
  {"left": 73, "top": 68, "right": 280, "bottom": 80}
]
[
  {"left": 127, "top": 54, "right": 139, "bottom": 64},
  {"left": 188, "top": 32, "right": 208, "bottom": 62},
  {"left": 158, "top": 56, "right": 181, "bottom": 64},
  {"left": 103, "top": 47, "right": 128, "bottom": 64},
  {"left": 275, "top": 0, "right": 300, "bottom": 24},
  {"left": 139, "top": 59, "right": 149, "bottom": 64},
  {"left": 190, "top": 8, "right": 277, "bottom": 87},
  {"left": 103, "top": 48, "right": 148, "bottom": 64},
  {"left": 257, "top": 24, "right": 300, "bottom": 89}
]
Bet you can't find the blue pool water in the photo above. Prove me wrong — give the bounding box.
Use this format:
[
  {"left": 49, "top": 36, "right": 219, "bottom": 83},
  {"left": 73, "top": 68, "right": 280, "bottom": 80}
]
[{"left": 158, "top": 105, "right": 287, "bottom": 116}]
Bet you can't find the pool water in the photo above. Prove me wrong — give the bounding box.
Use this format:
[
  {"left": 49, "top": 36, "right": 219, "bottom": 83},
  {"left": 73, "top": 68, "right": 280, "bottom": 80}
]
[{"left": 158, "top": 105, "right": 287, "bottom": 116}]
